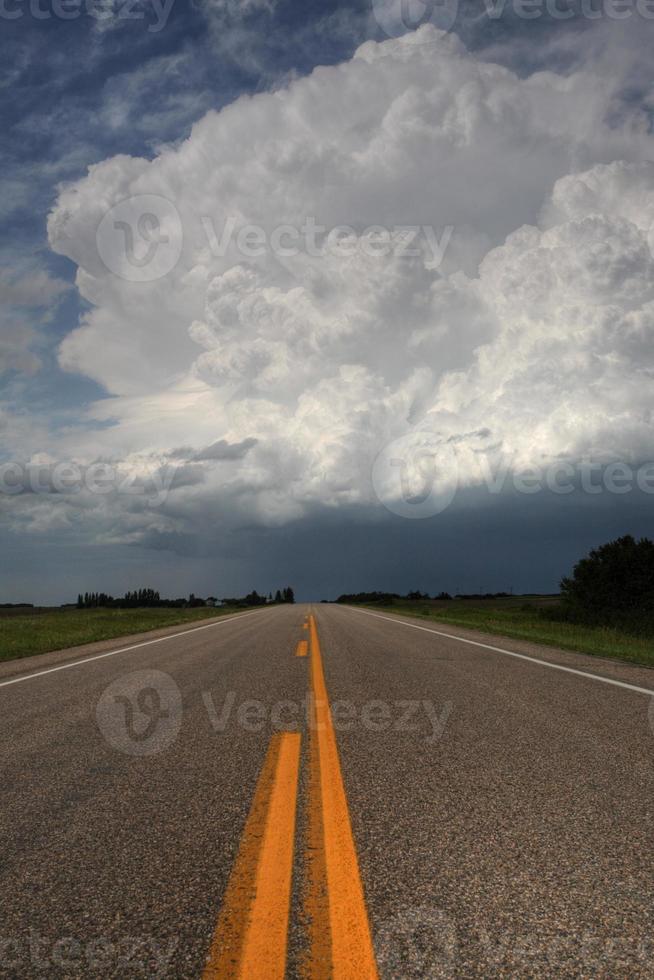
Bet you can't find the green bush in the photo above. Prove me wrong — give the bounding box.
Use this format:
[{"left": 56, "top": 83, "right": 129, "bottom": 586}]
[{"left": 558, "top": 535, "right": 654, "bottom": 631}]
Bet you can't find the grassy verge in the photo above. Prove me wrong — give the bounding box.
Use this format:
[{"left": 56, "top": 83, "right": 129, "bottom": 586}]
[
  {"left": 358, "top": 598, "right": 654, "bottom": 667},
  {"left": 0, "top": 606, "right": 251, "bottom": 662}
]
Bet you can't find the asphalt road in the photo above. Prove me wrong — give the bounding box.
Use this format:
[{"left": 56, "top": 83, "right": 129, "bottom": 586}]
[{"left": 2, "top": 603, "right": 654, "bottom": 978}]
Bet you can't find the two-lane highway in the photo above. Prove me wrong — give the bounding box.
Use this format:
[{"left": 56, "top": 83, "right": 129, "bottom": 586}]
[{"left": 2, "top": 603, "right": 654, "bottom": 977}]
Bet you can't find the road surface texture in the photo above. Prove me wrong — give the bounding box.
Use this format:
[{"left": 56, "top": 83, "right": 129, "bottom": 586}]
[{"left": 2, "top": 602, "right": 654, "bottom": 978}]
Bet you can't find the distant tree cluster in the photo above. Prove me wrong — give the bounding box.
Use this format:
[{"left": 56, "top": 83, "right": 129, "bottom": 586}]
[
  {"left": 336, "top": 589, "right": 516, "bottom": 604},
  {"left": 220, "top": 590, "right": 267, "bottom": 608},
  {"left": 336, "top": 591, "right": 400, "bottom": 605},
  {"left": 123, "top": 589, "right": 161, "bottom": 607},
  {"left": 336, "top": 590, "right": 456, "bottom": 605},
  {"left": 76, "top": 586, "right": 295, "bottom": 610},
  {"left": 77, "top": 590, "right": 201, "bottom": 609},
  {"left": 222, "top": 587, "right": 295, "bottom": 607},
  {"left": 78, "top": 592, "right": 122, "bottom": 609},
  {"left": 187, "top": 593, "right": 208, "bottom": 608},
  {"left": 454, "top": 592, "right": 510, "bottom": 600}
]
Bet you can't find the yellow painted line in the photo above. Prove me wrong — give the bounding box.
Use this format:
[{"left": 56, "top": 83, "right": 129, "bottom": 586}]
[
  {"left": 303, "top": 614, "right": 379, "bottom": 979},
  {"left": 296, "top": 640, "right": 308, "bottom": 658},
  {"left": 203, "top": 732, "right": 301, "bottom": 980}
]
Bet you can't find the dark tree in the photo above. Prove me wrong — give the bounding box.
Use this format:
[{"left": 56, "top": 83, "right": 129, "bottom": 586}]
[
  {"left": 275, "top": 589, "right": 282, "bottom": 603},
  {"left": 336, "top": 592, "right": 399, "bottom": 605},
  {"left": 78, "top": 588, "right": 167, "bottom": 609},
  {"left": 561, "top": 535, "right": 654, "bottom": 616},
  {"left": 244, "top": 590, "right": 267, "bottom": 606}
]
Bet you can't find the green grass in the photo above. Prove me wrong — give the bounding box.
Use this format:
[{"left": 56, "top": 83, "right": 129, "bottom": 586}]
[
  {"left": 0, "top": 606, "right": 252, "bottom": 662},
  {"left": 359, "top": 598, "right": 654, "bottom": 667}
]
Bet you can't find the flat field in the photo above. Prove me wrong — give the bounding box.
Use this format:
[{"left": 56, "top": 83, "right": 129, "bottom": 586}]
[{"left": 0, "top": 605, "right": 246, "bottom": 662}]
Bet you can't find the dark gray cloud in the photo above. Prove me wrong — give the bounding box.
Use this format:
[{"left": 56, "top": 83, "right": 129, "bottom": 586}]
[
  {"left": 168, "top": 438, "right": 258, "bottom": 462},
  {"left": 193, "top": 438, "right": 259, "bottom": 462},
  {"left": 2, "top": 484, "right": 652, "bottom": 604}
]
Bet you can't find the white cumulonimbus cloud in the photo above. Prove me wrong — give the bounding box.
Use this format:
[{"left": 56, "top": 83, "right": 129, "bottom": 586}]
[{"left": 21, "top": 25, "right": 654, "bottom": 542}]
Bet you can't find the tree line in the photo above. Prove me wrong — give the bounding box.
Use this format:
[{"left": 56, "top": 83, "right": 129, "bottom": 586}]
[
  {"left": 336, "top": 590, "right": 510, "bottom": 605},
  {"left": 78, "top": 590, "right": 186, "bottom": 609},
  {"left": 76, "top": 587, "right": 295, "bottom": 609},
  {"left": 221, "top": 588, "right": 295, "bottom": 607}
]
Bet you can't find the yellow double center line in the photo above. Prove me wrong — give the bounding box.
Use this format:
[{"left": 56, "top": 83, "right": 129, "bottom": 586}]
[
  {"left": 202, "top": 613, "right": 378, "bottom": 979},
  {"left": 202, "top": 733, "right": 301, "bottom": 979},
  {"left": 303, "top": 615, "right": 379, "bottom": 978}
]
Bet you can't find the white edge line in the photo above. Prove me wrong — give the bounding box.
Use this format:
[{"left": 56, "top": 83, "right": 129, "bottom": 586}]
[
  {"left": 0, "top": 608, "right": 269, "bottom": 690},
  {"left": 347, "top": 606, "right": 654, "bottom": 698}
]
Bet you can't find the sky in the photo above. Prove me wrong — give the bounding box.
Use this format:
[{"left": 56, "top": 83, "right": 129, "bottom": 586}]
[{"left": 1, "top": 0, "right": 654, "bottom": 603}]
